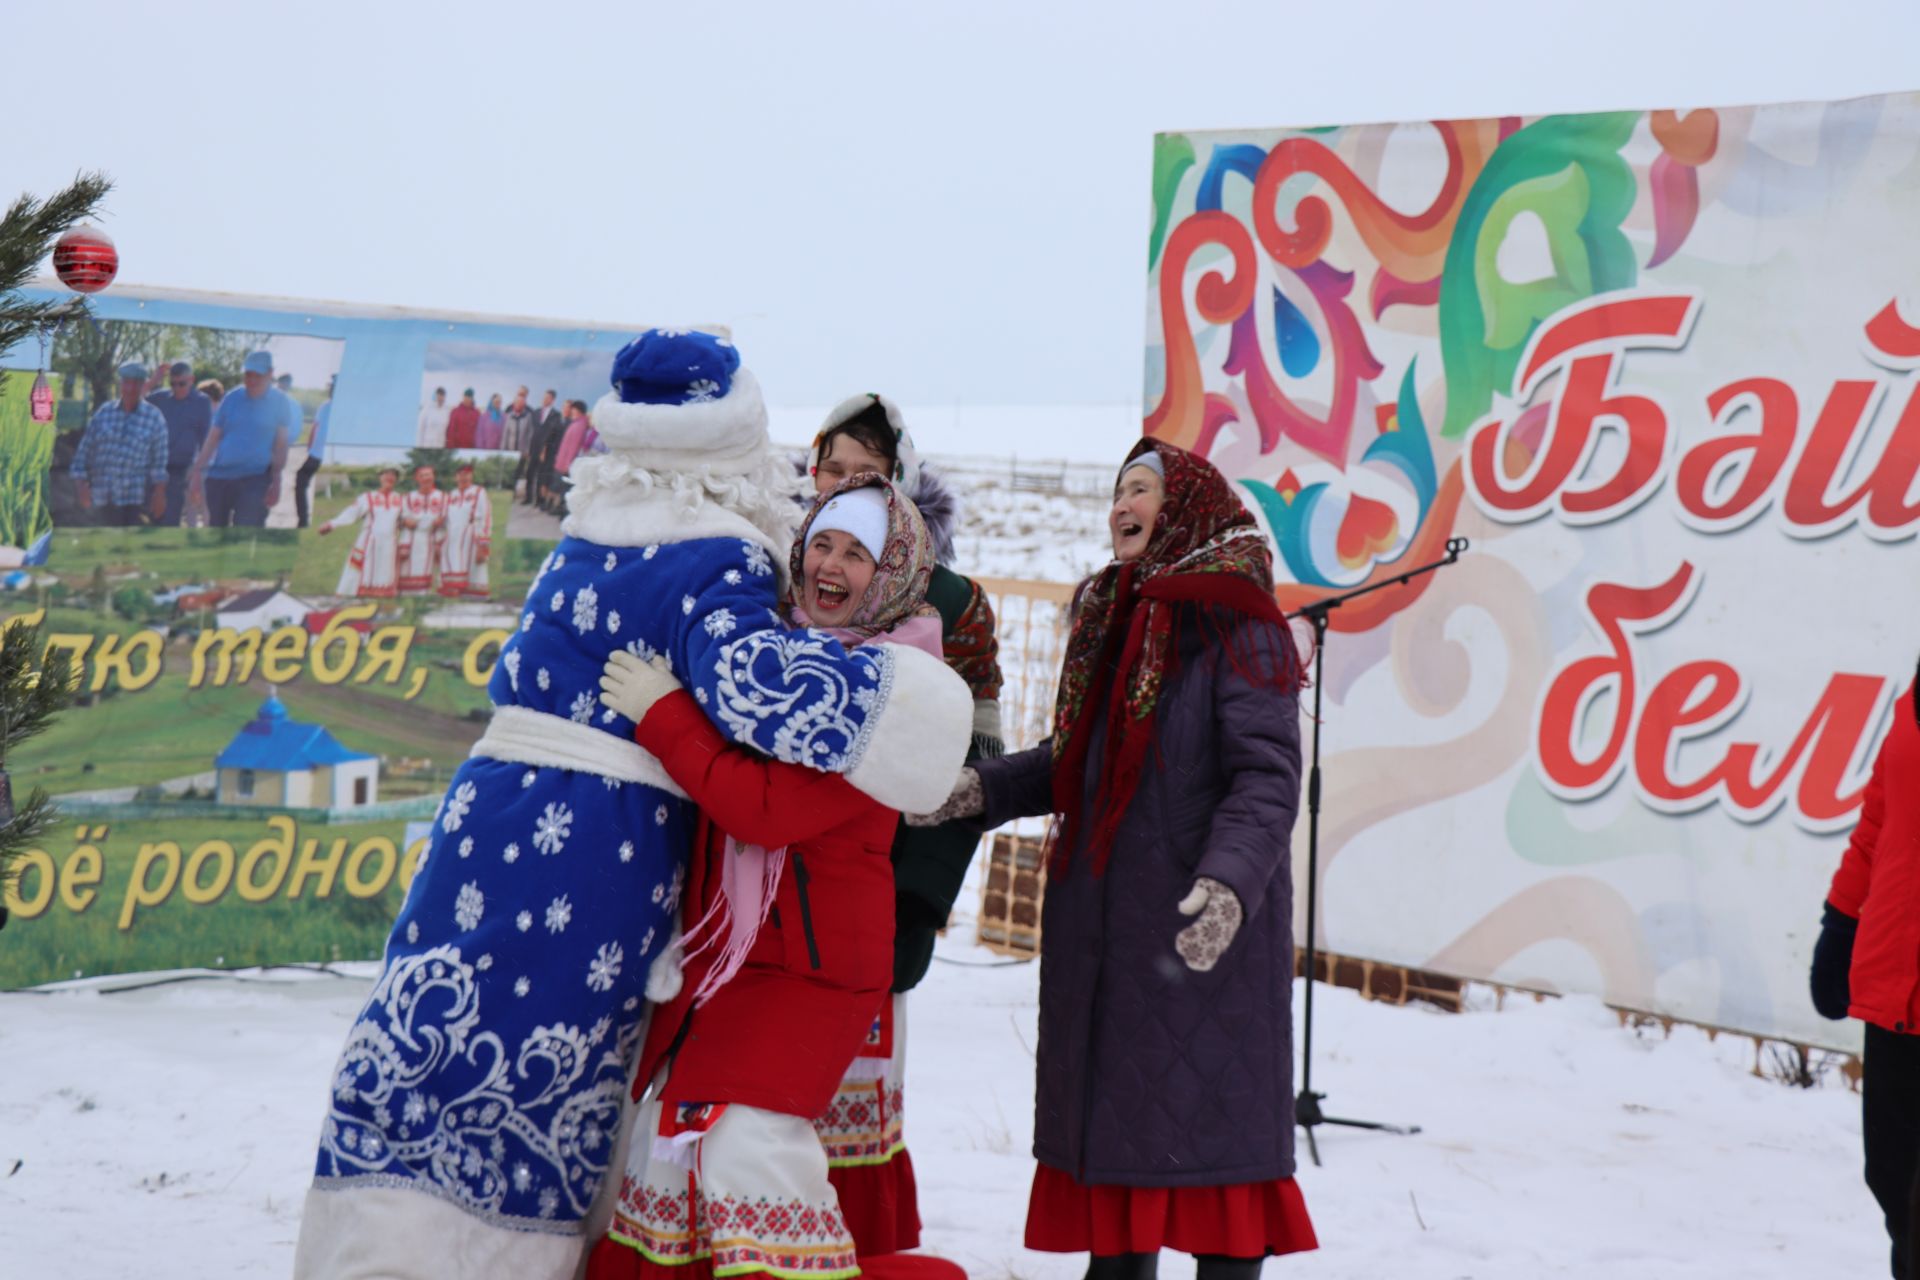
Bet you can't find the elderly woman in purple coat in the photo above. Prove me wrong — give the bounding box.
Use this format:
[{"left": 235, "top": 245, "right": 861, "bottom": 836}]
[{"left": 918, "top": 439, "right": 1316, "bottom": 1278}]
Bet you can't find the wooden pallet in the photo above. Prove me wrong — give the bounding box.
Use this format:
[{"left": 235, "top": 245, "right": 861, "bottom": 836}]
[
  {"left": 1295, "top": 948, "right": 1465, "bottom": 1012},
  {"left": 977, "top": 831, "right": 1047, "bottom": 958}
]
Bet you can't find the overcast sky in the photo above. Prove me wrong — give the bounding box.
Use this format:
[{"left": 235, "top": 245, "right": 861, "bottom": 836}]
[{"left": 14, "top": 1, "right": 1919, "bottom": 410}]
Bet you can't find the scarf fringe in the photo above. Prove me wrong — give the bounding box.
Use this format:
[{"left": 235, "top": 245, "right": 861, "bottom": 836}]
[{"left": 679, "top": 838, "right": 786, "bottom": 1008}]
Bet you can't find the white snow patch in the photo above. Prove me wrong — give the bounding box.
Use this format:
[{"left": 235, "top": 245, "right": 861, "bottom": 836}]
[{"left": 0, "top": 948, "right": 1879, "bottom": 1278}]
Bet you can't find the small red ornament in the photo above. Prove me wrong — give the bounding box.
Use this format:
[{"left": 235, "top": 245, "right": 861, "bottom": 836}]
[
  {"left": 29, "top": 372, "right": 53, "bottom": 423},
  {"left": 52, "top": 224, "right": 118, "bottom": 293}
]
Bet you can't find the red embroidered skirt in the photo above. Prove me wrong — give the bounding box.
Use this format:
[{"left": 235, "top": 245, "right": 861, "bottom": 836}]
[
  {"left": 817, "top": 994, "right": 920, "bottom": 1256},
  {"left": 587, "top": 1235, "right": 688, "bottom": 1280},
  {"left": 826, "top": 1145, "right": 921, "bottom": 1255},
  {"left": 1025, "top": 1163, "right": 1318, "bottom": 1258}
]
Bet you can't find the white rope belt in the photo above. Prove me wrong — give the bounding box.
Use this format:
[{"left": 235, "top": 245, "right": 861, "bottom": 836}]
[{"left": 471, "top": 705, "right": 688, "bottom": 799}]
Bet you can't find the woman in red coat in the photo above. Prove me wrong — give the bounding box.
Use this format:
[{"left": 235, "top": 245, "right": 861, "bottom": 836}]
[
  {"left": 587, "top": 473, "right": 960, "bottom": 1280},
  {"left": 1812, "top": 663, "right": 1920, "bottom": 1280}
]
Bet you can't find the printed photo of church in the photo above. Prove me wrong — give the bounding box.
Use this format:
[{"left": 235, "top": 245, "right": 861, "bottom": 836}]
[{"left": 214, "top": 694, "right": 379, "bottom": 811}]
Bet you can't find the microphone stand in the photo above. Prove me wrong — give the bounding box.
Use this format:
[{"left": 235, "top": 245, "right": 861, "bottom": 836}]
[{"left": 1287, "top": 535, "right": 1468, "bottom": 1166}]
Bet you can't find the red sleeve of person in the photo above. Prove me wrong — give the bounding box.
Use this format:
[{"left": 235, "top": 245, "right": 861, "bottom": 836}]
[{"left": 1813, "top": 667, "right": 1920, "bottom": 1029}]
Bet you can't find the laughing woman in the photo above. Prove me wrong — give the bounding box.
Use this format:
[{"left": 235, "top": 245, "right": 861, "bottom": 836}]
[
  {"left": 587, "top": 473, "right": 958, "bottom": 1280},
  {"left": 917, "top": 439, "right": 1316, "bottom": 1278}
]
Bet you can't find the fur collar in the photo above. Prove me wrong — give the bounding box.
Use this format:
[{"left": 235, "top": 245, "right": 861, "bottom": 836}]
[{"left": 562, "top": 481, "right": 790, "bottom": 585}]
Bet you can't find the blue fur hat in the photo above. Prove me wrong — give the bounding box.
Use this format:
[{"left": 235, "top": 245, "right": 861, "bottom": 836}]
[
  {"left": 610, "top": 329, "right": 740, "bottom": 406},
  {"left": 588, "top": 327, "right": 768, "bottom": 474}
]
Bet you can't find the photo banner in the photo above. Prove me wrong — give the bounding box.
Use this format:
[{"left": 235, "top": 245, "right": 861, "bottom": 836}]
[
  {"left": 0, "top": 288, "right": 632, "bottom": 988},
  {"left": 1145, "top": 92, "right": 1920, "bottom": 1051}
]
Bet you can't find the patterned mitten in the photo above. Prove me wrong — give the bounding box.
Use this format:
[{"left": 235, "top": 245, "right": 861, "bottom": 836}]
[
  {"left": 1175, "top": 877, "right": 1242, "bottom": 972},
  {"left": 903, "top": 767, "right": 983, "bottom": 827}
]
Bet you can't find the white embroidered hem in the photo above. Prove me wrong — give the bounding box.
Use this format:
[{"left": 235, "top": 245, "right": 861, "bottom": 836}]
[{"left": 293, "top": 1182, "right": 586, "bottom": 1280}]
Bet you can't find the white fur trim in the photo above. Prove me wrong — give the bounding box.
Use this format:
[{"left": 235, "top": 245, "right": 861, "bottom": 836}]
[
  {"left": 560, "top": 477, "right": 789, "bottom": 572},
  {"left": 845, "top": 644, "right": 973, "bottom": 813},
  {"left": 471, "top": 706, "right": 688, "bottom": 797},
  {"left": 293, "top": 1183, "right": 586, "bottom": 1279},
  {"left": 588, "top": 370, "right": 768, "bottom": 473}
]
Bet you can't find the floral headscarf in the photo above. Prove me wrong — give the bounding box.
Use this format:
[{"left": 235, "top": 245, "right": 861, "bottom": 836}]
[
  {"left": 1050, "top": 438, "right": 1300, "bottom": 873},
  {"left": 787, "top": 472, "right": 938, "bottom": 639}
]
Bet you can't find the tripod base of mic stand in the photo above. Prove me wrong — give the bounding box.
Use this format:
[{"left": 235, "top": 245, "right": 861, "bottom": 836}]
[{"left": 1295, "top": 1089, "right": 1421, "bottom": 1167}]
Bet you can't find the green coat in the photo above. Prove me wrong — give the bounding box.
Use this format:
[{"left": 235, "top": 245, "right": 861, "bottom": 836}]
[{"left": 889, "top": 563, "right": 1001, "bottom": 990}]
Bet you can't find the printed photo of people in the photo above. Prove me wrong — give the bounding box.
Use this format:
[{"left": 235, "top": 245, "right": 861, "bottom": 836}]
[
  {"left": 412, "top": 341, "right": 608, "bottom": 541},
  {"left": 289, "top": 452, "right": 551, "bottom": 625},
  {"left": 306, "top": 460, "right": 504, "bottom": 603},
  {"left": 43, "top": 317, "right": 343, "bottom": 533}
]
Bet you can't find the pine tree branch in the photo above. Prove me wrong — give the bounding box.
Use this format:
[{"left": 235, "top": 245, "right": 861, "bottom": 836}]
[
  {"left": 0, "top": 622, "right": 75, "bottom": 767},
  {"left": 0, "top": 171, "right": 113, "bottom": 364},
  {"left": 0, "top": 786, "right": 56, "bottom": 891}
]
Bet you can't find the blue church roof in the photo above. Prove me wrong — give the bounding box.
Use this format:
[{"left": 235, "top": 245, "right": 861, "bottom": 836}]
[{"left": 215, "top": 696, "right": 373, "bottom": 772}]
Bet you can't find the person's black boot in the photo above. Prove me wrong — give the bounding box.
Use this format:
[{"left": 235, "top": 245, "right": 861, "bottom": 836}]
[
  {"left": 1193, "top": 1255, "right": 1265, "bottom": 1280},
  {"left": 1084, "top": 1253, "right": 1159, "bottom": 1280}
]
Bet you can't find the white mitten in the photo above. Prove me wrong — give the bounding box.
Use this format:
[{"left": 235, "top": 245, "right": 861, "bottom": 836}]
[
  {"left": 1174, "top": 877, "right": 1243, "bottom": 972},
  {"left": 600, "top": 651, "right": 682, "bottom": 723},
  {"left": 644, "top": 933, "right": 685, "bottom": 1003}
]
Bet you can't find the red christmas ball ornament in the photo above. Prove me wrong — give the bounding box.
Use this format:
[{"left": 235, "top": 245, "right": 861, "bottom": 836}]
[
  {"left": 52, "top": 224, "right": 118, "bottom": 293},
  {"left": 29, "top": 372, "right": 53, "bottom": 424}
]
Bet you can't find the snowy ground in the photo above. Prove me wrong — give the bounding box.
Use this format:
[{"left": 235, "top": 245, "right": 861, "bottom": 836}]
[{"left": 3, "top": 924, "right": 1879, "bottom": 1279}]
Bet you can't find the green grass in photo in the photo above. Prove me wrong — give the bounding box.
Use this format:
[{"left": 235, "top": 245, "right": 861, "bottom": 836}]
[
  {"left": 0, "top": 372, "right": 57, "bottom": 553},
  {"left": 0, "top": 810, "right": 416, "bottom": 987},
  {"left": 44, "top": 525, "right": 299, "bottom": 588}
]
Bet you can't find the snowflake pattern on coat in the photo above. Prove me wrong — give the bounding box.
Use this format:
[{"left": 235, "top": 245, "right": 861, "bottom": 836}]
[{"left": 312, "top": 533, "right": 897, "bottom": 1233}]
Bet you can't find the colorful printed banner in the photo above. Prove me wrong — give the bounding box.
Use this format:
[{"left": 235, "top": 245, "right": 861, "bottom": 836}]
[
  {"left": 1146, "top": 92, "right": 1920, "bottom": 1052},
  {"left": 0, "top": 290, "right": 610, "bottom": 987}
]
